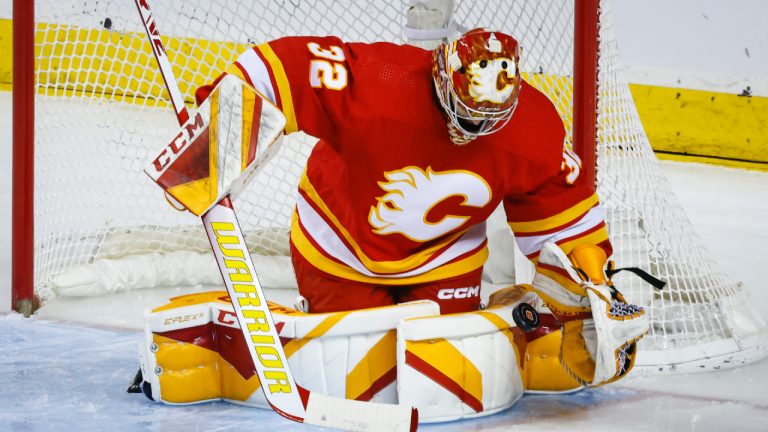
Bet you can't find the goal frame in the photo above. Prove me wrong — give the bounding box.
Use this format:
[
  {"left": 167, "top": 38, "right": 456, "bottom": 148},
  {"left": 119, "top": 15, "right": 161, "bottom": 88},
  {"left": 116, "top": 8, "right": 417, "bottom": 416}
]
[{"left": 8, "top": 0, "right": 603, "bottom": 315}]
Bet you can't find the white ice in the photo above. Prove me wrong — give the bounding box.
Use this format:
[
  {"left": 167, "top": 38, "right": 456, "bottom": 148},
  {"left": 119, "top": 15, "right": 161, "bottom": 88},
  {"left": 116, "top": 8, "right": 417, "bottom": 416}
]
[{"left": 2, "top": 88, "right": 768, "bottom": 430}]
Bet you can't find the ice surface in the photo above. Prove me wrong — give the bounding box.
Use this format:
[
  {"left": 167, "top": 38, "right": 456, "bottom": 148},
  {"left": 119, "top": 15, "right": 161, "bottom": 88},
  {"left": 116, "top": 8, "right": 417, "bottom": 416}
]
[
  {"left": 0, "top": 314, "right": 324, "bottom": 432},
  {"left": 2, "top": 311, "right": 767, "bottom": 432},
  {"left": 2, "top": 159, "right": 768, "bottom": 430}
]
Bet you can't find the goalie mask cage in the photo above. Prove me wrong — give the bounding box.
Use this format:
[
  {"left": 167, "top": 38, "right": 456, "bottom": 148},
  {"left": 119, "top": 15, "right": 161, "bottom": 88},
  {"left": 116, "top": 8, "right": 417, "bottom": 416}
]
[{"left": 11, "top": 0, "right": 768, "bottom": 373}]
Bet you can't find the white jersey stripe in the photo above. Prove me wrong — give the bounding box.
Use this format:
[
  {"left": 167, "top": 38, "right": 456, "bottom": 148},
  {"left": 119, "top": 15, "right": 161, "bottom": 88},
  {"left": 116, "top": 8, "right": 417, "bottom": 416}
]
[
  {"left": 296, "top": 194, "right": 487, "bottom": 278},
  {"left": 235, "top": 49, "right": 278, "bottom": 104},
  {"left": 514, "top": 205, "right": 606, "bottom": 256}
]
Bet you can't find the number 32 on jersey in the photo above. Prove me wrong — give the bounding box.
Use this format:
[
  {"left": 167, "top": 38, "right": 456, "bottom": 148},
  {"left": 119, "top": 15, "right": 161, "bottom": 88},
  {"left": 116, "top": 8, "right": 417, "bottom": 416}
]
[{"left": 308, "top": 42, "right": 348, "bottom": 90}]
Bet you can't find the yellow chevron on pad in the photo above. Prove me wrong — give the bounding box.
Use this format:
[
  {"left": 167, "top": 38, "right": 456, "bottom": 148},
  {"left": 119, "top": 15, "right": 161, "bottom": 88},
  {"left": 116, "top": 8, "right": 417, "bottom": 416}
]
[
  {"left": 346, "top": 330, "right": 398, "bottom": 401},
  {"left": 405, "top": 338, "right": 483, "bottom": 412}
]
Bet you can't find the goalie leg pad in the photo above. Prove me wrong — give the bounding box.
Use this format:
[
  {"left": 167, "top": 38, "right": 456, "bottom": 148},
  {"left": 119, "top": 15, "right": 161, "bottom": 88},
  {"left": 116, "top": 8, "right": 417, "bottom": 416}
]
[
  {"left": 396, "top": 294, "right": 542, "bottom": 423},
  {"left": 522, "top": 316, "right": 584, "bottom": 394},
  {"left": 487, "top": 285, "right": 583, "bottom": 393},
  {"left": 138, "top": 292, "right": 229, "bottom": 405},
  {"left": 137, "top": 292, "right": 439, "bottom": 407}
]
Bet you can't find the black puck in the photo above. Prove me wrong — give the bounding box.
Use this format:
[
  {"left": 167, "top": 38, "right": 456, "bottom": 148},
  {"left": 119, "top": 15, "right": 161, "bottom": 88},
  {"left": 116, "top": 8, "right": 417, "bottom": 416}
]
[
  {"left": 512, "top": 303, "right": 539, "bottom": 332},
  {"left": 103, "top": 17, "right": 113, "bottom": 30}
]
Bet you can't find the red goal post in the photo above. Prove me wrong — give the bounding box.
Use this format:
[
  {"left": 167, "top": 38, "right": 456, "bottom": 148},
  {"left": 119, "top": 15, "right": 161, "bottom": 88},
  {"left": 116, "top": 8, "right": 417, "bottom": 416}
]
[{"left": 12, "top": 0, "right": 36, "bottom": 315}]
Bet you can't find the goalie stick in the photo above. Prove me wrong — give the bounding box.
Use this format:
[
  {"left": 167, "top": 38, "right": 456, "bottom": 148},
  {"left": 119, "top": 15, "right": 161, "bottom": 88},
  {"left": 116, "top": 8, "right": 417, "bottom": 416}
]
[{"left": 134, "top": 1, "right": 418, "bottom": 430}]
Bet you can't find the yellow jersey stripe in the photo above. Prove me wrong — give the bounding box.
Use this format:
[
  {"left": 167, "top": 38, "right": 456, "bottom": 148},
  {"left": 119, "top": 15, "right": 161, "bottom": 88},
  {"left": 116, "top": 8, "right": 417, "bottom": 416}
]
[
  {"left": 291, "top": 213, "right": 488, "bottom": 285},
  {"left": 225, "top": 63, "right": 248, "bottom": 83},
  {"left": 508, "top": 193, "right": 600, "bottom": 234},
  {"left": 299, "top": 173, "right": 469, "bottom": 274},
  {"left": 556, "top": 226, "right": 610, "bottom": 255},
  {"left": 256, "top": 43, "right": 298, "bottom": 133}
]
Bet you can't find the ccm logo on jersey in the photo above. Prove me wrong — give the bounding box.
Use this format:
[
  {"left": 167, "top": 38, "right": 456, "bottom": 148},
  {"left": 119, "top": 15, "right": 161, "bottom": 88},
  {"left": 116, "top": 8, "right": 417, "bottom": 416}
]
[
  {"left": 437, "top": 286, "right": 480, "bottom": 299},
  {"left": 150, "top": 111, "right": 206, "bottom": 175}
]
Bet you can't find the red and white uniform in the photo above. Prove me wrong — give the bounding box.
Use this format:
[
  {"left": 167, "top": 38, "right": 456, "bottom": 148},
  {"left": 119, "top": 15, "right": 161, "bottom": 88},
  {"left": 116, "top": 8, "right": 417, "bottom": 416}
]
[{"left": 197, "top": 36, "right": 612, "bottom": 311}]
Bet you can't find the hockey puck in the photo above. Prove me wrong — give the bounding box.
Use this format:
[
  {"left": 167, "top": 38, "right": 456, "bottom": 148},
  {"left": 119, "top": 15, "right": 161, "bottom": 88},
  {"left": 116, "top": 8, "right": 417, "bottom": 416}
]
[{"left": 512, "top": 303, "right": 539, "bottom": 332}]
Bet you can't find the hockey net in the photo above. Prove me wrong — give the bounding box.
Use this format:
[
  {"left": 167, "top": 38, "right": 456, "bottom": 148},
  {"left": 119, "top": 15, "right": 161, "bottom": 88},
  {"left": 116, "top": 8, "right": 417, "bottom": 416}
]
[{"left": 16, "top": 0, "right": 768, "bottom": 373}]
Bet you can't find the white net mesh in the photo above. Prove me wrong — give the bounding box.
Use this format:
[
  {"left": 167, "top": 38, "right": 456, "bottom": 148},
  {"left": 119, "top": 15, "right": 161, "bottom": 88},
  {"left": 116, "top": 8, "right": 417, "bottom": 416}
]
[
  {"left": 595, "top": 4, "right": 768, "bottom": 371},
  {"left": 30, "top": 0, "right": 767, "bottom": 372}
]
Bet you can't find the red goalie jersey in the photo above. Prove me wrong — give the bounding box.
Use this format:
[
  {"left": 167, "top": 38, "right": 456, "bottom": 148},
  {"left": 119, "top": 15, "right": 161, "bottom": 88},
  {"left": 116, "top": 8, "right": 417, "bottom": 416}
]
[{"left": 196, "top": 36, "right": 612, "bottom": 287}]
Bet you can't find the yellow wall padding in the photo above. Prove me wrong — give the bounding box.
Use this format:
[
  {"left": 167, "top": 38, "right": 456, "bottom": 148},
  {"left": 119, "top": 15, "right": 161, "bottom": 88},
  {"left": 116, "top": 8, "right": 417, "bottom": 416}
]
[
  {"left": 630, "top": 83, "right": 768, "bottom": 166},
  {"left": 0, "top": 18, "right": 248, "bottom": 105},
  {"left": 0, "top": 19, "right": 12, "bottom": 90}
]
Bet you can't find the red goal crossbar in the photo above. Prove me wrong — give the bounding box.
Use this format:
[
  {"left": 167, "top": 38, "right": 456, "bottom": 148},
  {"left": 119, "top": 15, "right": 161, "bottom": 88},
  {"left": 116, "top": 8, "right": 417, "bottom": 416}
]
[{"left": 574, "top": 0, "right": 601, "bottom": 188}]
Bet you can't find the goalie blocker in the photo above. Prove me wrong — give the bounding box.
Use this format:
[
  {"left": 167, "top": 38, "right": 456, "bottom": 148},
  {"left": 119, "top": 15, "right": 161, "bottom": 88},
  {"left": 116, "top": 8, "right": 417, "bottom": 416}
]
[
  {"left": 144, "top": 74, "right": 286, "bottom": 216},
  {"left": 130, "top": 243, "right": 656, "bottom": 422}
]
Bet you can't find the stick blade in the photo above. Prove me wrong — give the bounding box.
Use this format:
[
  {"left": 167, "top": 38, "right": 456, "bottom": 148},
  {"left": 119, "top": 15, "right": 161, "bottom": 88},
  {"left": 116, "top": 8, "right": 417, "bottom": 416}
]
[{"left": 304, "top": 392, "right": 418, "bottom": 432}]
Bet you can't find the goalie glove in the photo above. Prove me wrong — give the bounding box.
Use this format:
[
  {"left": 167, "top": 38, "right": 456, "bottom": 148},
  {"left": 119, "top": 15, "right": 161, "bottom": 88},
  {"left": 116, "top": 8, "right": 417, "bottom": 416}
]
[{"left": 530, "top": 242, "right": 654, "bottom": 387}]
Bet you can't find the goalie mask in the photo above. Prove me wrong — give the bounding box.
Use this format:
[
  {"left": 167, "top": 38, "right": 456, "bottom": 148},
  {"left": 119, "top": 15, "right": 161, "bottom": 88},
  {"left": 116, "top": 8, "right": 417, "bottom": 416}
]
[{"left": 433, "top": 28, "right": 521, "bottom": 144}]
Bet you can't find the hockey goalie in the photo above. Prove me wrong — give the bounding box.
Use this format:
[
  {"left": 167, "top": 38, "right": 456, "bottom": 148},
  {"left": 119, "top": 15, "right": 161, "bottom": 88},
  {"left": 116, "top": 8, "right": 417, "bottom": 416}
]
[{"left": 132, "top": 3, "right": 658, "bottom": 423}]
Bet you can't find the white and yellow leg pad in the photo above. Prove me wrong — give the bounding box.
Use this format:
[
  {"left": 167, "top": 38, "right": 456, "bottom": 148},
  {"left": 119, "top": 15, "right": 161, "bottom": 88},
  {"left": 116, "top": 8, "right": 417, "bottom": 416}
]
[
  {"left": 396, "top": 292, "right": 538, "bottom": 423},
  {"left": 138, "top": 292, "right": 439, "bottom": 407}
]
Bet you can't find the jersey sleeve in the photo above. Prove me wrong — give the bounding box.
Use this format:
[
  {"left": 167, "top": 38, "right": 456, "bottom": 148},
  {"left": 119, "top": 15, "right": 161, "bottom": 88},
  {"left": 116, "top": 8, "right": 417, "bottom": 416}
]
[
  {"left": 504, "top": 155, "right": 613, "bottom": 263},
  {"left": 195, "top": 36, "right": 358, "bottom": 143}
]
